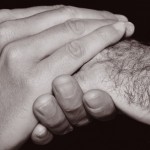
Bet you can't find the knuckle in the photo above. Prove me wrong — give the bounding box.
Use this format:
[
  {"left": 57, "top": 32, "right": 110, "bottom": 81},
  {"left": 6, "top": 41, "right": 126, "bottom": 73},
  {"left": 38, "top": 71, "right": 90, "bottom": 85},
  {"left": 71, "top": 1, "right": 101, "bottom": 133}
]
[
  {"left": 4, "top": 43, "right": 22, "bottom": 62},
  {"left": 1, "top": 43, "right": 34, "bottom": 89},
  {"left": 62, "top": 6, "right": 77, "bottom": 18},
  {"left": 66, "top": 40, "right": 85, "bottom": 59},
  {"left": 65, "top": 19, "right": 85, "bottom": 35}
]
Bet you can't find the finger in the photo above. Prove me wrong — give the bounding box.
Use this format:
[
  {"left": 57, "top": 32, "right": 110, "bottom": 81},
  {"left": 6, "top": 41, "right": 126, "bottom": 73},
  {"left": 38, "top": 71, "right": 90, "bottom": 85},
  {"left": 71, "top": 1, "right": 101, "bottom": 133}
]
[
  {"left": 0, "top": 7, "right": 127, "bottom": 26},
  {"left": 125, "top": 22, "right": 135, "bottom": 37},
  {"left": 9, "top": 19, "right": 117, "bottom": 60},
  {"left": 115, "top": 14, "right": 128, "bottom": 22},
  {"left": 0, "top": 6, "right": 118, "bottom": 23},
  {"left": 43, "top": 21, "right": 129, "bottom": 77},
  {"left": 53, "top": 75, "right": 90, "bottom": 126},
  {"left": 31, "top": 124, "right": 53, "bottom": 145},
  {"left": 0, "top": 6, "right": 119, "bottom": 50},
  {"left": 0, "top": 6, "right": 66, "bottom": 50},
  {"left": 0, "top": 5, "right": 64, "bottom": 23},
  {"left": 83, "top": 89, "right": 116, "bottom": 121},
  {"left": 115, "top": 14, "right": 134, "bottom": 37},
  {"left": 33, "top": 94, "right": 73, "bottom": 135}
]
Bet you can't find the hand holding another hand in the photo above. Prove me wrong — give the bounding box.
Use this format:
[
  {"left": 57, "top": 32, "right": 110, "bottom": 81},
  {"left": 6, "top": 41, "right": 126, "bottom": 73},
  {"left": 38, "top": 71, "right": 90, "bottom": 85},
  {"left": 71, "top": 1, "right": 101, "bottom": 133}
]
[
  {"left": 0, "top": 5, "right": 133, "bottom": 149},
  {"left": 32, "top": 75, "right": 117, "bottom": 145},
  {"left": 28, "top": 8, "right": 135, "bottom": 146}
]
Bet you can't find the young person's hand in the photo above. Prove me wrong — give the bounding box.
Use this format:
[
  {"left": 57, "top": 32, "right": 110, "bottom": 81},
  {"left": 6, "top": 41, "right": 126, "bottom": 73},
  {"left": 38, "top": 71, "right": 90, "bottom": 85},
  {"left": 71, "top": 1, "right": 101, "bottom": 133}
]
[{"left": 0, "top": 6, "right": 130, "bottom": 149}]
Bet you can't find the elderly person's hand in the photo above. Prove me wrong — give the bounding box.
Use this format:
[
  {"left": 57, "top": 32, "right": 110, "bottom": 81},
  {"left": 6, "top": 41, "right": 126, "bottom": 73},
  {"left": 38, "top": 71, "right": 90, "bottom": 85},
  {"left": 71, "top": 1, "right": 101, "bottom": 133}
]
[
  {"left": 32, "top": 39, "right": 150, "bottom": 147},
  {"left": 32, "top": 75, "right": 117, "bottom": 145},
  {"left": 30, "top": 15, "right": 135, "bottom": 147},
  {"left": 0, "top": 5, "right": 131, "bottom": 149}
]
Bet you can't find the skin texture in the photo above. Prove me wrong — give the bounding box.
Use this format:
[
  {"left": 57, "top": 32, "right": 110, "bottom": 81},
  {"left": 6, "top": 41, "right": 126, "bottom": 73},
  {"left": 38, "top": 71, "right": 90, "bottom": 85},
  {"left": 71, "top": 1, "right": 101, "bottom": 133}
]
[
  {"left": 0, "top": 6, "right": 131, "bottom": 149},
  {"left": 32, "top": 78, "right": 116, "bottom": 145},
  {"left": 32, "top": 24, "right": 135, "bottom": 145},
  {"left": 73, "top": 40, "right": 150, "bottom": 123},
  {"left": 32, "top": 40, "right": 150, "bottom": 145}
]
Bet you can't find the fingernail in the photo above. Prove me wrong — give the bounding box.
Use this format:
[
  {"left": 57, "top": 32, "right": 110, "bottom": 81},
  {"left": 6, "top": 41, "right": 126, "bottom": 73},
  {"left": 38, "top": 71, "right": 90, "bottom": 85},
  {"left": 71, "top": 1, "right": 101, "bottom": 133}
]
[
  {"left": 54, "top": 78, "right": 75, "bottom": 98},
  {"left": 113, "top": 22, "right": 125, "bottom": 32},
  {"left": 35, "top": 94, "right": 51, "bottom": 110},
  {"left": 38, "top": 100, "right": 50, "bottom": 112},
  {"left": 35, "top": 125, "right": 47, "bottom": 138},
  {"left": 84, "top": 90, "right": 107, "bottom": 109},
  {"left": 63, "top": 126, "right": 73, "bottom": 135},
  {"left": 37, "top": 97, "right": 56, "bottom": 118},
  {"left": 84, "top": 96, "right": 101, "bottom": 109}
]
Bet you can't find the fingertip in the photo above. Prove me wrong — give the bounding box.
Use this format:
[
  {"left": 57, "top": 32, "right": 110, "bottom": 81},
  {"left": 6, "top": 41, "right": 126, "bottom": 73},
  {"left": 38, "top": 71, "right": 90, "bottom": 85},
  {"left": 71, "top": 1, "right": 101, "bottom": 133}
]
[
  {"left": 125, "top": 22, "right": 135, "bottom": 37},
  {"left": 32, "top": 124, "right": 48, "bottom": 138},
  {"left": 112, "top": 21, "right": 135, "bottom": 38},
  {"left": 32, "top": 124, "right": 53, "bottom": 145},
  {"left": 83, "top": 89, "right": 109, "bottom": 109}
]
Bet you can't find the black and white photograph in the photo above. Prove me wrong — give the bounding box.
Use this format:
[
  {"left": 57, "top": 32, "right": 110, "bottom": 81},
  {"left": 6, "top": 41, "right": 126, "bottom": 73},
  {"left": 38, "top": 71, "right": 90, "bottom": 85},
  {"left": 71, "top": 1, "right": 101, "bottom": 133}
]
[{"left": 0, "top": 0, "right": 150, "bottom": 150}]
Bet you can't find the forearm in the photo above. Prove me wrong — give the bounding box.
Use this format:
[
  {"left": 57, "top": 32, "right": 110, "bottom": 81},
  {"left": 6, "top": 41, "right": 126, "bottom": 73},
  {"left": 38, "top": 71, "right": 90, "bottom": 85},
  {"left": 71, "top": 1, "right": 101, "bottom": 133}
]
[{"left": 74, "top": 39, "right": 150, "bottom": 124}]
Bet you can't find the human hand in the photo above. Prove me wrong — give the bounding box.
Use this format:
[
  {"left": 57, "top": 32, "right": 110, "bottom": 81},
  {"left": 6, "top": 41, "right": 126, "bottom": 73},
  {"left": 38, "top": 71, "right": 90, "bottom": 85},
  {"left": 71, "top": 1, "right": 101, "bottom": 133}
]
[
  {"left": 0, "top": 6, "right": 129, "bottom": 149},
  {"left": 32, "top": 75, "right": 116, "bottom": 145},
  {"left": 73, "top": 40, "right": 150, "bottom": 124},
  {"left": 31, "top": 23, "right": 135, "bottom": 145}
]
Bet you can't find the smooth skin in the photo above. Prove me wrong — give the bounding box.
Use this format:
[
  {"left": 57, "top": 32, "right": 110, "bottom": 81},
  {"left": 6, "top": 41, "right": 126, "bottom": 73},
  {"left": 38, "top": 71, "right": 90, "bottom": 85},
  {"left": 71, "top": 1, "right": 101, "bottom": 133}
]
[{"left": 0, "top": 5, "right": 132, "bottom": 149}]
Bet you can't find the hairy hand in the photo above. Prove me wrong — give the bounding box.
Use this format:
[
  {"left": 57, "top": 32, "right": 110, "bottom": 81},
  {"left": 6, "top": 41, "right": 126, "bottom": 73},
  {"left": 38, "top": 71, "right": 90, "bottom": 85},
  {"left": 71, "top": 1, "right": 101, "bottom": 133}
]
[
  {"left": 75, "top": 40, "right": 150, "bottom": 124},
  {"left": 32, "top": 25, "right": 135, "bottom": 145}
]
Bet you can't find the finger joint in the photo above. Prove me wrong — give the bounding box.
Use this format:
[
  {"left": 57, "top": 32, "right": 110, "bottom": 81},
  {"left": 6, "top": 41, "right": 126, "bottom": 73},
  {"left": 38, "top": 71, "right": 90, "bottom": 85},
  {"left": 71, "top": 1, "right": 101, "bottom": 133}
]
[
  {"left": 66, "top": 40, "right": 85, "bottom": 60},
  {"left": 65, "top": 19, "right": 85, "bottom": 36}
]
